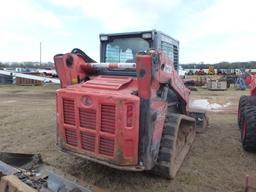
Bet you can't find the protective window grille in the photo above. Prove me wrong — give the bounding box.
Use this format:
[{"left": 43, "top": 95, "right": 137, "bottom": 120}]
[{"left": 161, "top": 41, "right": 179, "bottom": 71}]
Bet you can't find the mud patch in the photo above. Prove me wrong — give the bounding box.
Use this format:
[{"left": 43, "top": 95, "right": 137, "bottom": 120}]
[
  {"left": 0, "top": 100, "right": 17, "bottom": 104},
  {"left": 190, "top": 99, "right": 232, "bottom": 112}
]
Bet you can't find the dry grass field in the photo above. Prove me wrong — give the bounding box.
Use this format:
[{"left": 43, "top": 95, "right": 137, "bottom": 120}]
[{"left": 0, "top": 84, "right": 255, "bottom": 192}]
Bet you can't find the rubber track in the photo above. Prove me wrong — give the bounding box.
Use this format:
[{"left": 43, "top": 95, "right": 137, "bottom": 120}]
[
  {"left": 150, "top": 113, "right": 180, "bottom": 178},
  {"left": 242, "top": 105, "right": 256, "bottom": 152}
]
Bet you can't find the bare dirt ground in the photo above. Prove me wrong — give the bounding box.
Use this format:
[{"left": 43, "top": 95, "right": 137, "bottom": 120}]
[{"left": 1, "top": 85, "right": 256, "bottom": 192}]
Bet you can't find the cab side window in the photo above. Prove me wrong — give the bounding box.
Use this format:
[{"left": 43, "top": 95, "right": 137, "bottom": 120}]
[
  {"left": 161, "top": 41, "right": 174, "bottom": 61},
  {"left": 160, "top": 41, "right": 179, "bottom": 71}
]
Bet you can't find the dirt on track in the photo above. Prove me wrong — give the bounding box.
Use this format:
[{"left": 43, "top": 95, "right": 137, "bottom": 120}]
[{"left": 0, "top": 85, "right": 256, "bottom": 192}]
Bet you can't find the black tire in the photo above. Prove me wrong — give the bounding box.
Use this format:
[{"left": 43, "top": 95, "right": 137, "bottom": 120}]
[
  {"left": 241, "top": 106, "right": 256, "bottom": 152},
  {"left": 238, "top": 96, "right": 248, "bottom": 130}
]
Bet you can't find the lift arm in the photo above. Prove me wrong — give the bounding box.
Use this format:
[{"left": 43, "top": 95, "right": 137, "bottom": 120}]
[{"left": 54, "top": 49, "right": 190, "bottom": 106}]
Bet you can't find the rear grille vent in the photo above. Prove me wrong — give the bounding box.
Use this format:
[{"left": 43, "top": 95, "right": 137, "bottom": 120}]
[
  {"left": 99, "top": 137, "right": 114, "bottom": 156},
  {"left": 65, "top": 129, "right": 77, "bottom": 146},
  {"left": 101, "top": 105, "right": 116, "bottom": 134},
  {"left": 80, "top": 131, "right": 96, "bottom": 152},
  {"left": 79, "top": 109, "right": 96, "bottom": 129},
  {"left": 63, "top": 99, "right": 75, "bottom": 125}
]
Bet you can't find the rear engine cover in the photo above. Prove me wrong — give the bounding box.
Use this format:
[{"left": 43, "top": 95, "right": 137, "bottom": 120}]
[{"left": 56, "top": 77, "right": 140, "bottom": 166}]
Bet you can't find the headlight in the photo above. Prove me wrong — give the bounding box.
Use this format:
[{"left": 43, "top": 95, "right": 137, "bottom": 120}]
[
  {"left": 142, "top": 33, "right": 152, "bottom": 39},
  {"left": 100, "top": 35, "right": 108, "bottom": 41}
]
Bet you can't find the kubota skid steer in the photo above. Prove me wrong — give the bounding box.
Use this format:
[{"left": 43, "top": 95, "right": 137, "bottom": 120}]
[{"left": 54, "top": 30, "right": 208, "bottom": 179}]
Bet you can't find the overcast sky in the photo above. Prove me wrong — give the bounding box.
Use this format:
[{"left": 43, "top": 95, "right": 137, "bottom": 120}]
[{"left": 0, "top": 0, "right": 255, "bottom": 64}]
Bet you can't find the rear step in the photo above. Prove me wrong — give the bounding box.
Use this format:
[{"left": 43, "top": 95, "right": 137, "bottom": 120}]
[{"left": 0, "top": 152, "right": 100, "bottom": 192}]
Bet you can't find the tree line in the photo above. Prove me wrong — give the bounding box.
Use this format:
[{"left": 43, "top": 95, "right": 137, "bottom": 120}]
[
  {"left": 181, "top": 61, "right": 256, "bottom": 69},
  {"left": 0, "top": 62, "right": 54, "bottom": 69}
]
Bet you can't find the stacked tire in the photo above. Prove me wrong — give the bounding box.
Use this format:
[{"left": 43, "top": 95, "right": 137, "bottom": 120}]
[{"left": 238, "top": 95, "right": 256, "bottom": 151}]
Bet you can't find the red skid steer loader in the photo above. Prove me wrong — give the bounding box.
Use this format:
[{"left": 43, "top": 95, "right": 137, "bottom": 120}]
[{"left": 54, "top": 30, "right": 208, "bottom": 179}]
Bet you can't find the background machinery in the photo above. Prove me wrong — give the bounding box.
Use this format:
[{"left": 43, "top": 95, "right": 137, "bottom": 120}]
[
  {"left": 238, "top": 74, "right": 256, "bottom": 151},
  {"left": 208, "top": 65, "right": 215, "bottom": 75},
  {"left": 54, "top": 30, "right": 207, "bottom": 179}
]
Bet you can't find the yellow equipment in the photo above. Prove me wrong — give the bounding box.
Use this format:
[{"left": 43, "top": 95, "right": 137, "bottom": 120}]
[{"left": 208, "top": 65, "right": 215, "bottom": 75}]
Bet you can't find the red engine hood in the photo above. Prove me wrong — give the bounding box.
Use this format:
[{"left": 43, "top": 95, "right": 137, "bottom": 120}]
[{"left": 82, "top": 76, "right": 133, "bottom": 90}]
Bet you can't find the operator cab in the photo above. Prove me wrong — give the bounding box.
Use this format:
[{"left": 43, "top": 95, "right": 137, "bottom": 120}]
[{"left": 99, "top": 30, "right": 179, "bottom": 76}]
